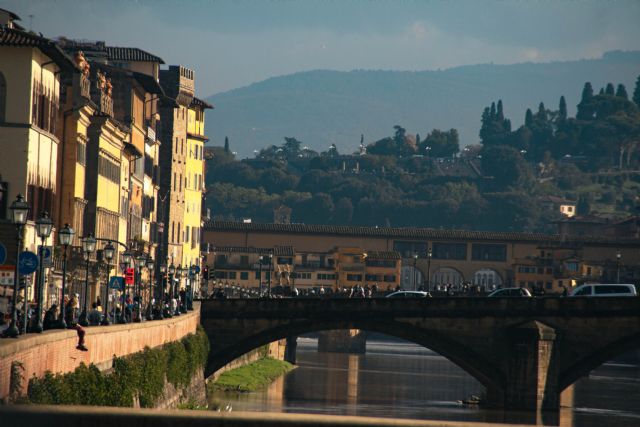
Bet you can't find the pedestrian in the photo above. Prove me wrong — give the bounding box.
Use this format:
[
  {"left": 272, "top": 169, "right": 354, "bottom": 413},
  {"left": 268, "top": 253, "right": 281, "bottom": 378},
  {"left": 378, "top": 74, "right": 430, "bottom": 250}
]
[
  {"left": 88, "top": 302, "right": 101, "bottom": 326},
  {"left": 562, "top": 285, "right": 568, "bottom": 297},
  {"left": 43, "top": 304, "right": 57, "bottom": 330}
]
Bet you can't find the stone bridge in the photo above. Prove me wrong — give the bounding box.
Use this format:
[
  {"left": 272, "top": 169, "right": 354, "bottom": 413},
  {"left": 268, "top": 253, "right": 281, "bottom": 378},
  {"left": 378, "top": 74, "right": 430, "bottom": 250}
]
[{"left": 200, "top": 297, "right": 640, "bottom": 411}]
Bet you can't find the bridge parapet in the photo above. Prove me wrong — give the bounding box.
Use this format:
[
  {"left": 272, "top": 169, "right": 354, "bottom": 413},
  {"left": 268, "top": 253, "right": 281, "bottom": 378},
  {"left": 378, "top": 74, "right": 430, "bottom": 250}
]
[
  {"left": 200, "top": 297, "right": 640, "bottom": 411},
  {"left": 0, "top": 303, "right": 200, "bottom": 401}
]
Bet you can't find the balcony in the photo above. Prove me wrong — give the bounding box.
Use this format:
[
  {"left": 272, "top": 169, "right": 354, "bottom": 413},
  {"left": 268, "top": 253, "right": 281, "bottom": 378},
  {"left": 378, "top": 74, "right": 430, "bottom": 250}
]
[
  {"left": 295, "top": 262, "right": 321, "bottom": 271},
  {"left": 100, "top": 93, "right": 113, "bottom": 117}
]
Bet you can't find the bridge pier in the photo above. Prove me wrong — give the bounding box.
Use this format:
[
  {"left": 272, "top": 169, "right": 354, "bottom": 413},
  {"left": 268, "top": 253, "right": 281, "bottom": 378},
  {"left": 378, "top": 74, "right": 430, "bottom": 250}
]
[
  {"left": 285, "top": 336, "right": 297, "bottom": 364},
  {"left": 317, "top": 330, "right": 366, "bottom": 354},
  {"left": 505, "top": 320, "right": 559, "bottom": 411}
]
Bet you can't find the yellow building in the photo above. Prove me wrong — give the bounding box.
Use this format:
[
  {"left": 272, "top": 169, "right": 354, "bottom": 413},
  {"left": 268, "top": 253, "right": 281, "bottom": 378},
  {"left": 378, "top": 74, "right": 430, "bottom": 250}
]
[
  {"left": 0, "top": 18, "right": 78, "bottom": 304},
  {"left": 182, "top": 97, "right": 212, "bottom": 271}
]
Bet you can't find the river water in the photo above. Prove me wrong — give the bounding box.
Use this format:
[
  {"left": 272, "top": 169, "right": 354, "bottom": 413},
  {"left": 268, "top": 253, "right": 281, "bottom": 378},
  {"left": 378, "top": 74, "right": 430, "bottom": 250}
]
[{"left": 208, "top": 337, "right": 640, "bottom": 426}]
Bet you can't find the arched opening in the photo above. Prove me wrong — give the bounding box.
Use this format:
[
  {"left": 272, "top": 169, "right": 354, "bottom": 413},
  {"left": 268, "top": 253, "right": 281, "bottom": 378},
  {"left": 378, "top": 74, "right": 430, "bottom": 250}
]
[
  {"left": 472, "top": 268, "right": 502, "bottom": 290},
  {"left": 431, "top": 267, "right": 464, "bottom": 290},
  {"left": 0, "top": 72, "right": 6, "bottom": 123},
  {"left": 400, "top": 265, "right": 424, "bottom": 290}
]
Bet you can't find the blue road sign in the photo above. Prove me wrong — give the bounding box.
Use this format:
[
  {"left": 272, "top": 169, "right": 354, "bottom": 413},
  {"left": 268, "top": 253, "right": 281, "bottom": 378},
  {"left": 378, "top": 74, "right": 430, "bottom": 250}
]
[
  {"left": 0, "top": 242, "right": 6, "bottom": 265},
  {"left": 109, "top": 276, "right": 125, "bottom": 291},
  {"left": 195, "top": 266, "right": 201, "bottom": 274},
  {"left": 38, "top": 245, "right": 53, "bottom": 267},
  {"left": 18, "top": 251, "right": 39, "bottom": 275}
]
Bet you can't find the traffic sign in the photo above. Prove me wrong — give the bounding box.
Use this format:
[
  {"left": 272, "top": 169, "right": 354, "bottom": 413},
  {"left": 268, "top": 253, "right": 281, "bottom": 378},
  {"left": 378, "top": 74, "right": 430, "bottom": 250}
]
[
  {"left": 194, "top": 266, "right": 200, "bottom": 274},
  {"left": 0, "top": 242, "right": 6, "bottom": 265},
  {"left": 38, "top": 245, "right": 53, "bottom": 268},
  {"left": 109, "top": 276, "right": 125, "bottom": 291},
  {"left": 125, "top": 268, "right": 135, "bottom": 285},
  {"left": 18, "top": 251, "right": 39, "bottom": 275}
]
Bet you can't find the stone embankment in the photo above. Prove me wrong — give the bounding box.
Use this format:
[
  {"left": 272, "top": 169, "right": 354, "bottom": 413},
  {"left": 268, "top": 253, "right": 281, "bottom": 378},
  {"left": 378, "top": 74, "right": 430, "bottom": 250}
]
[{"left": 0, "top": 303, "right": 200, "bottom": 401}]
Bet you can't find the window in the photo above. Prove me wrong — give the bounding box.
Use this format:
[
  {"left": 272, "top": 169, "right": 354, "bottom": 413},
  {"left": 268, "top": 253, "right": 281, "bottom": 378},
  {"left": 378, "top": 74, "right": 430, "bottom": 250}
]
[
  {"left": 393, "top": 241, "right": 428, "bottom": 258},
  {"left": 173, "top": 172, "right": 176, "bottom": 191},
  {"left": 346, "top": 274, "right": 362, "bottom": 282},
  {"left": 240, "top": 272, "right": 248, "bottom": 280},
  {"left": 471, "top": 244, "right": 506, "bottom": 262},
  {"left": 229, "top": 271, "right": 236, "bottom": 280},
  {"left": 98, "top": 155, "right": 120, "bottom": 183},
  {"left": 175, "top": 137, "right": 178, "bottom": 153},
  {"left": 383, "top": 275, "right": 396, "bottom": 282},
  {"left": 76, "top": 141, "right": 86, "bottom": 166},
  {"left": 240, "top": 255, "right": 249, "bottom": 265},
  {"left": 185, "top": 225, "right": 190, "bottom": 242},
  {"left": 171, "top": 221, "right": 175, "bottom": 243},
  {"left": 179, "top": 173, "right": 182, "bottom": 192},
  {"left": 255, "top": 271, "right": 261, "bottom": 280},
  {"left": 432, "top": 242, "right": 467, "bottom": 260},
  {"left": 277, "top": 257, "right": 292, "bottom": 265}
]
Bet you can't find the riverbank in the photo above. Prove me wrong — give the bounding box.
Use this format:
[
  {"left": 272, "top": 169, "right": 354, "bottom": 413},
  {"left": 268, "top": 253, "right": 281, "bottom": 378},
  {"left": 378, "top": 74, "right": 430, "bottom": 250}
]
[{"left": 209, "top": 357, "right": 295, "bottom": 392}]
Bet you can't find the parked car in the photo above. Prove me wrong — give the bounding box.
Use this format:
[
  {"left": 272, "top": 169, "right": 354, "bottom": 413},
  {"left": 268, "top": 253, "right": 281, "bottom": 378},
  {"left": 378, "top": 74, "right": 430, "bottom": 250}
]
[
  {"left": 487, "top": 287, "right": 532, "bottom": 297},
  {"left": 570, "top": 284, "right": 637, "bottom": 297},
  {"left": 385, "top": 290, "right": 432, "bottom": 298}
]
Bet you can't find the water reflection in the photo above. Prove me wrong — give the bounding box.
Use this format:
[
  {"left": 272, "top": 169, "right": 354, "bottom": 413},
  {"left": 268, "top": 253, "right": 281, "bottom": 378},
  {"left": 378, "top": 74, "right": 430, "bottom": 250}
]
[{"left": 208, "top": 338, "right": 640, "bottom": 426}]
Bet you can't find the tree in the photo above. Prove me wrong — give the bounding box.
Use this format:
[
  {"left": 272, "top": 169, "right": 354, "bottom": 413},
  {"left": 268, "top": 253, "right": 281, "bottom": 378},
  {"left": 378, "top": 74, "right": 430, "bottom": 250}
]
[
  {"left": 616, "top": 84, "right": 628, "bottom": 99},
  {"left": 480, "top": 100, "right": 511, "bottom": 146},
  {"left": 577, "top": 195, "right": 591, "bottom": 215},
  {"left": 577, "top": 82, "right": 596, "bottom": 120},
  {"left": 558, "top": 96, "right": 567, "bottom": 122},
  {"left": 581, "top": 82, "right": 594, "bottom": 102},
  {"left": 480, "top": 145, "right": 534, "bottom": 190},
  {"left": 224, "top": 136, "right": 230, "bottom": 153},
  {"left": 525, "top": 108, "right": 534, "bottom": 127},
  {"left": 605, "top": 83, "right": 615, "bottom": 96},
  {"left": 424, "top": 129, "right": 459, "bottom": 157},
  {"left": 333, "top": 197, "right": 354, "bottom": 224},
  {"left": 633, "top": 75, "right": 640, "bottom": 108}
]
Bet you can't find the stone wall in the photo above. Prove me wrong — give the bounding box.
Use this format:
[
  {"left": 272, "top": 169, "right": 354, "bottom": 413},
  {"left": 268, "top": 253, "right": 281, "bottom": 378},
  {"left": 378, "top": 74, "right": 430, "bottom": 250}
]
[
  {"left": 207, "top": 339, "right": 286, "bottom": 382},
  {"left": 0, "top": 303, "right": 200, "bottom": 400}
]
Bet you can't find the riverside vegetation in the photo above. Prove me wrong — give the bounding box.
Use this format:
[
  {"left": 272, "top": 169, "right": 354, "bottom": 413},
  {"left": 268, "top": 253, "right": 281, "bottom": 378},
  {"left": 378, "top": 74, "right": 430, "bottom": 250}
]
[
  {"left": 25, "top": 327, "right": 209, "bottom": 407},
  {"left": 209, "top": 357, "right": 295, "bottom": 393}
]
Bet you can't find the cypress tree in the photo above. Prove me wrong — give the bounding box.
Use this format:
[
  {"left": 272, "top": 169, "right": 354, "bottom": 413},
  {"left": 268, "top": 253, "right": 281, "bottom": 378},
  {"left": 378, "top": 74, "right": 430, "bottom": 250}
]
[
  {"left": 415, "top": 133, "right": 421, "bottom": 147},
  {"left": 605, "top": 83, "right": 615, "bottom": 96},
  {"left": 558, "top": 96, "right": 567, "bottom": 121},
  {"left": 525, "top": 108, "right": 534, "bottom": 127},
  {"left": 580, "top": 82, "right": 593, "bottom": 102},
  {"left": 599, "top": 88, "right": 605, "bottom": 95},
  {"left": 633, "top": 75, "right": 640, "bottom": 107},
  {"left": 224, "top": 136, "right": 230, "bottom": 152},
  {"left": 536, "top": 102, "right": 547, "bottom": 121},
  {"left": 615, "top": 84, "right": 628, "bottom": 99},
  {"left": 490, "top": 102, "right": 496, "bottom": 118},
  {"left": 497, "top": 100, "right": 504, "bottom": 121}
]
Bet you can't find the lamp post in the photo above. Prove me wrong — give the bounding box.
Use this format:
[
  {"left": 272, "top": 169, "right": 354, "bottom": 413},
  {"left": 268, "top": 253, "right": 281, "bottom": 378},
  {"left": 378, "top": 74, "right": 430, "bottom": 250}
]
[
  {"left": 135, "top": 255, "right": 146, "bottom": 322},
  {"left": 413, "top": 253, "right": 418, "bottom": 291},
  {"left": 78, "top": 234, "right": 96, "bottom": 326},
  {"left": 166, "top": 263, "right": 175, "bottom": 318},
  {"left": 616, "top": 250, "right": 621, "bottom": 284},
  {"left": 155, "top": 263, "right": 166, "bottom": 320},
  {"left": 118, "top": 250, "right": 132, "bottom": 324},
  {"left": 56, "top": 224, "right": 74, "bottom": 329},
  {"left": 32, "top": 211, "right": 53, "bottom": 333},
  {"left": 427, "top": 247, "right": 432, "bottom": 293},
  {"left": 258, "top": 255, "right": 263, "bottom": 297},
  {"left": 4, "top": 194, "right": 29, "bottom": 338},
  {"left": 187, "top": 265, "right": 196, "bottom": 311},
  {"left": 146, "top": 257, "right": 154, "bottom": 320},
  {"left": 101, "top": 242, "right": 115, "bottom": 325},
  {"left": 174, "top": 265, "right": 182, "bottom": 316},
  {"left": 268, "top": 253, "right": 273, "bottom": 298}
]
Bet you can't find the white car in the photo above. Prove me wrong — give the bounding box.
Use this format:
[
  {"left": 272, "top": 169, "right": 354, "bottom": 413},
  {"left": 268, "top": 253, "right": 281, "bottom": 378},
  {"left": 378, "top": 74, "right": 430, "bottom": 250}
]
[
  {"left": 570, "top": 284, "right": 637, "bottom": 297},
  {"left": 385, "top": 290, "right": 432, "bottom": 298}
]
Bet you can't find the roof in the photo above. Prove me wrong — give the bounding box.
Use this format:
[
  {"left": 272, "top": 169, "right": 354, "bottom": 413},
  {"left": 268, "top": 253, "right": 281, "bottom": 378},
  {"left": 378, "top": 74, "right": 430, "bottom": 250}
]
[
  {"left": 132, "top": 71, "right": 164, "bottom": 95},
  {"left": 203, "top": 220, "right": 640, "bottom": 246},
  {"left": 190, "top": 96, "right": 214, "bottom": 109},
  {"left": 211, "top": 245, "right": 295, "bottom": 256},
  {"left": 539, "top": 195, "right": 575, "bottom": 205},
  {"left": 0, "top": 27, "right": 78, "bottom": 72},
  {"left": 104, "top": 46, "right": 165, "bottom": 64},
  {"left": 0, "top": 7, "right": 20, "bottom": 21},
  {"left": 366, "top": 251, "right": 401, "bottom": 260}
]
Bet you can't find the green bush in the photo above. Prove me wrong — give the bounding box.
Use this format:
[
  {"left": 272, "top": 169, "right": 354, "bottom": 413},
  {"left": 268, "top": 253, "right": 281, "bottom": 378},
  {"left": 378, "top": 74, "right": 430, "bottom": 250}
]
[{"left": 27, "top": 326, "right": 209, "bottom": 407}]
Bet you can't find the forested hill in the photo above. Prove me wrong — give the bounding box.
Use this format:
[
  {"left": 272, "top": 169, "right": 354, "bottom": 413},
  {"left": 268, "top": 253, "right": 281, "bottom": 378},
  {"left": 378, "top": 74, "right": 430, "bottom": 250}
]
[{"left": 205, "top": 51, "right": 640, "bottom": 158}]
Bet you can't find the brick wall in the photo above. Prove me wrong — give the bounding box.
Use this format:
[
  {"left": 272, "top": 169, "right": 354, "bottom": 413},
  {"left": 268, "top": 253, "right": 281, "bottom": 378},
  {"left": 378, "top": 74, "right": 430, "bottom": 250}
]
[{"left": 0, "top": 303, "right": 200, "bottom": 400}]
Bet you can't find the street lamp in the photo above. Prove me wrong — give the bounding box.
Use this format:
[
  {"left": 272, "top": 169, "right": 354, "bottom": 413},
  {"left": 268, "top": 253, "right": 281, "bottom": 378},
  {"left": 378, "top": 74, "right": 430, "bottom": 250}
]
[
  {"left": 101, "top": 242, "right": 115, "bottom": 325},
  {"left": 166, "top": 263, "right": 175, "bottom": 318},
  {"left": 258, "top": 255, "right": 264, "bottom": 297},
  {"left": 268, "top": 253, "right": 273, "bottom": 298},
  {"left": 146, "top": 257, "right": 154, "bottom": 320},
  {"left": 413, "top": 253, "right": 418, "bottom": 291},
  {"left": 616, "top": 250, "right": 621, "bottom": 284},
  {"left": 118, "top": 250, "right": 132, "bottom": 324},
  {"left": 427, "top": 247, "right": 433, "bottom": 293},
  {"left": 4, "top": 194, "right": 29, "bottom": 338},
  {"left": 55, "top": 224, "right": 74, "bottom": 329},
  {"left": 135, "top": 255, "right": 146, "bottom": 322},
  {"left": 156, "top": 263, "right": 166, "bottom": 320},
  {"left": 78, "top": 234, "right": 96, "bottom": 326},
  {"left": 174, "top": 265, "right": 182, "bottom": 316},
  {"left": 32, "top": 211, "right": 53, "bottom": 333}
]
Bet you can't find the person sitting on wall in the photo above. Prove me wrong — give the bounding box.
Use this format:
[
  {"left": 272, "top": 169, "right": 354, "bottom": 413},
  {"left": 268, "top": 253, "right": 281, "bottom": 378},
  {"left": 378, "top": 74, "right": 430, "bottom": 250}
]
[{"left": 43, "top": 304, "right": 58, "bottom": 330}]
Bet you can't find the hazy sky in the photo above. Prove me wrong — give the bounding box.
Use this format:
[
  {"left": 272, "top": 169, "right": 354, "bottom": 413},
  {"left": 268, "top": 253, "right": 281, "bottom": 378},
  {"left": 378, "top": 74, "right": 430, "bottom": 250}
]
[{"left": 3, "top": 0, "right": 640, "bottom": 96}]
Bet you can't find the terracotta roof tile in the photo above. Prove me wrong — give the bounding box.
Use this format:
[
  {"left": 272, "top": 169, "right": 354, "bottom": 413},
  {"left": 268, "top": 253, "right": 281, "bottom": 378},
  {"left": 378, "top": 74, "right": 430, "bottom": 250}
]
[
  {"left": 105, "top": 46, "right": 165, "bottom": 64},
  {"left": 0, "top": 27, "right": 78, "bottom": 71}
]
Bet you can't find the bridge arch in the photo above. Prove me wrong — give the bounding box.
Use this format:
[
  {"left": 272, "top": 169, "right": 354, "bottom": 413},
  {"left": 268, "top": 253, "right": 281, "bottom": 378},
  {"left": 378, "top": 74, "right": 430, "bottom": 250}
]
[
  {"left": 431, "top": 267, "right": 465, "bottom": 289},
  {"left": 204, "top": 317, "right": 504, "bottom": 399},
  {"left": 471, "top": 268, "right": 503, "bottom": 289},
  {"left": 559, "top": 332, "right": 640, "bottom": 391}
]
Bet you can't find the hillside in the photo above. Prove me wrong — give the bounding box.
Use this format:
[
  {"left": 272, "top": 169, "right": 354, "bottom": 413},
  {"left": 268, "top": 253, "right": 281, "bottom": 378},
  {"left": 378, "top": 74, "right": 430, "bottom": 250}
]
[{"left": 205, "top": 51, "right": 640, "bottom": 158}]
